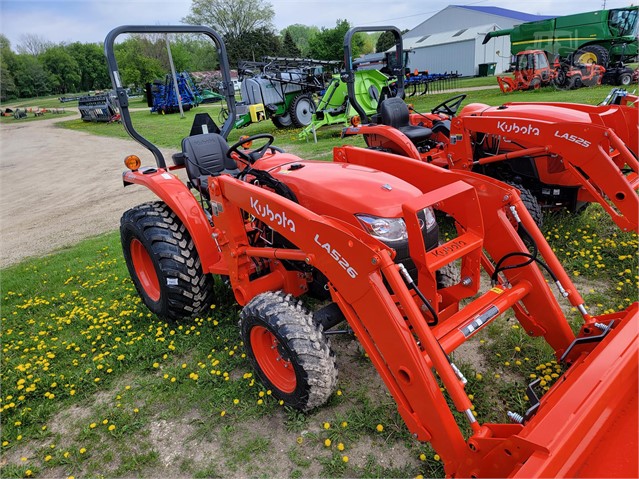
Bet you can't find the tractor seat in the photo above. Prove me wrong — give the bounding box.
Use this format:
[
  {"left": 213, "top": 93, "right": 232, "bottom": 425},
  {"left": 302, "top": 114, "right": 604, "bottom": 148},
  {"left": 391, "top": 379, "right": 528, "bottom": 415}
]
[
  {"left": 380, "top": 97, "right": 433, "bottom": 144},
  {"left": 181, "top": 133, "right": 240, "bottom": 196}
]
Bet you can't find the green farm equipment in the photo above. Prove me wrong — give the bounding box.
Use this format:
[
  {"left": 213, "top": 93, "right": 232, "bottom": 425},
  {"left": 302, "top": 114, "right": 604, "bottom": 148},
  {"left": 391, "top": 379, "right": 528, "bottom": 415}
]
[
  {"left": 484, "top": 6, "right": 638, "bottom": 66},
  {"left": 235, "top": 57, "right": 338, "bottom": 129},
  {"left": 300, "top": 26, "right": 404, "bottom": 139}
]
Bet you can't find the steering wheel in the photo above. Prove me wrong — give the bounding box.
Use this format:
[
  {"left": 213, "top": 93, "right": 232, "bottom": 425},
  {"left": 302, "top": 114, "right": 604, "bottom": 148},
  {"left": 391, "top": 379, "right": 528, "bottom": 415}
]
[
  {"left": 431, "top": 94, "right": 467, "bottom": 117},
  {"left": 227, "top": 133, "right": 276, "bottom": 163}
]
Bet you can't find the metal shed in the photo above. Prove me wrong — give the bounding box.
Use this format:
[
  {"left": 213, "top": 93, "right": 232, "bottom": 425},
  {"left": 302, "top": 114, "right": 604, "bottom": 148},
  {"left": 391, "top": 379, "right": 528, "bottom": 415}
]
[{"left": 403, "top": 24, "right": 510, "bottom": 77}]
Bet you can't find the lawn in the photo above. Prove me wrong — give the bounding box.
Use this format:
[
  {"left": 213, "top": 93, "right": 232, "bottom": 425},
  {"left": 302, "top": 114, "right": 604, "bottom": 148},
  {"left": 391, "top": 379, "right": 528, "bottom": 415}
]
[{"left": 1, "top": 79, "right": 637, "bottom": 478}]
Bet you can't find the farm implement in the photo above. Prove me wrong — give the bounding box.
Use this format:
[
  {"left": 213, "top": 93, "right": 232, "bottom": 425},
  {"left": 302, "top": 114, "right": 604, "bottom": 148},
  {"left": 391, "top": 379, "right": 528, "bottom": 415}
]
[
  {"left": 235, "top": 56, "right": 338, "bottom": 129},
  {"left": 405, "top": 70, "right": 461, "bottom": 97},
  {"left": 342, "top": 28, "right": 639, "bottom": 232},
  {"left": 105, "top": 25, "right": 639, "bottom": 478}
]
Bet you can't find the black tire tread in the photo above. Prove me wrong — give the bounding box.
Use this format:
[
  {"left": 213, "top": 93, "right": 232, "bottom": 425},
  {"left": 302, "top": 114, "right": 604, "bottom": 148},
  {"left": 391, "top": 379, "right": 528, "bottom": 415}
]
[
  {"left": 503, "top": 181, "right": 543, "bottom": 228},
  {"left": 240, "top": 291, "right": 338, "bottom": 411},
  {"left": 121, "top": 201, "right": 214, "bottom": 321}
]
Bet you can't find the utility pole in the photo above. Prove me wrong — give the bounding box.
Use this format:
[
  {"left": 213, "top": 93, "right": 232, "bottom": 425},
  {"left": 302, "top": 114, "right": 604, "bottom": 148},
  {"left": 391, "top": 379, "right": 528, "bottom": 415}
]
[{"left": 165, "top": 34, "right": 185, "bottom": 119}]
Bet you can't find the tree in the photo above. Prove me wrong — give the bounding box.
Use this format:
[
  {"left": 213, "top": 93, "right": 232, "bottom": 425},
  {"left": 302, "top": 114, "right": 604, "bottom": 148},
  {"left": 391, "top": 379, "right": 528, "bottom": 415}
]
[
  {"left": 183, "top": 0, "right": 275, "bottom": 39},
  {"left": 375, "top": 31, "right": 396, "bottom": 53},
  {"left": 225, "top": 27, "right": 281, "bottom": 67},
  {"left": 307, "top": 19, "right": 363, "bottom": 61},
  {"left": 115, "top": 38, "right": 165, "bottom": 88},
  {"left": 279, "top": 31, "right": 301, "bottom": 58},
  {"left": 12, "top": 55, "right": 51, "bottom": 97},
  {"left": 40, "top": 46, "right": 81, "bottom": 94},
  {"left": 67, "top": 42, "right": 110, "bottom": 91},
  {"left": 279, "top": 24, "right": 319, "bottom": 57},
  {"left": 16, "top": 33, "right": 53, "bottom": 55}
]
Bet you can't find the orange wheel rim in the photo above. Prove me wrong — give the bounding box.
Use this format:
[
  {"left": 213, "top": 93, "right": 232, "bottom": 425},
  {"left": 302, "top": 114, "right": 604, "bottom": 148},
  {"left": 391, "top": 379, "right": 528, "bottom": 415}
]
[
  {"left": 130, "top": 238, "right": 160, "bottom": 301},
  {"left": 250, "top": 326, "right": 296, "bottom": 393}
]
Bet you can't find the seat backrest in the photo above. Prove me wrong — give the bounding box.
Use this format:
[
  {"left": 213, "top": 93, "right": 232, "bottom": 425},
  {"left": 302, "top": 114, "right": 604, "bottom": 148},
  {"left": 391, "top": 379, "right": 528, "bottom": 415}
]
[
  {"left": 380, "top": 97, "right": 409, "bottom": 128},
  {"left": 181, "top": 133, "right": 238, "bottom": 185}
]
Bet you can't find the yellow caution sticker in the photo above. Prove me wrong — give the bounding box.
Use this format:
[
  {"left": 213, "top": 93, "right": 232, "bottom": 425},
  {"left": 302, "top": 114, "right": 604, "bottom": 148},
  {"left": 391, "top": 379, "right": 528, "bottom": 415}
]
[{"left": 490, "top": 287, "right": 504, "bottom": 294}]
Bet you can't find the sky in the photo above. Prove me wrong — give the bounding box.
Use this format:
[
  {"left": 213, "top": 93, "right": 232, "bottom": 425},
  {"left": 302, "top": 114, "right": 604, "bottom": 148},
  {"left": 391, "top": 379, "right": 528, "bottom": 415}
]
[{"left": 0, "top": 0, "right": 633, "bottom": 49}]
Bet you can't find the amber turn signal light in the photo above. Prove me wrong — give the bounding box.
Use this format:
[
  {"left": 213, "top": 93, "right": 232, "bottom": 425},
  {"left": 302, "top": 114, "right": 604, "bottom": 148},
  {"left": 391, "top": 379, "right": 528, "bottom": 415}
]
[
  {"left": 239, "top": 135, "right": 253, "bottom": 149},
  {"left": 124, "top": 155, "right": 141, "bottom": 171},
  {"left": 350, "top": 115, "right": 361, "bottom": 127}
]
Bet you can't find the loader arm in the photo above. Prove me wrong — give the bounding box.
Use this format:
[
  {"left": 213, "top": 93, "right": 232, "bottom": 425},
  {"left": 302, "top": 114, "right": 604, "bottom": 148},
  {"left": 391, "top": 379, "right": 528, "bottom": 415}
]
[
  {"left": 448, "top": 114, "right": 639, "bottom": 232},
  {"left": 208, "top": 151, "right": 637, "bottom": 477}
]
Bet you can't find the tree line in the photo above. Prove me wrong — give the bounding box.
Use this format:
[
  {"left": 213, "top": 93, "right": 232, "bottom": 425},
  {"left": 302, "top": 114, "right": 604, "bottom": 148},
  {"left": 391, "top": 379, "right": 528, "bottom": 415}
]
[{"left": 1, "top": 0, "right": 398, "bottom": 102}]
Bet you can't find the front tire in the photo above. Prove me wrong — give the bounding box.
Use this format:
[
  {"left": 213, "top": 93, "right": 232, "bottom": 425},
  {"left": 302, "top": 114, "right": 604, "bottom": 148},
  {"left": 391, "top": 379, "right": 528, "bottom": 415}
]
[
  {"left": 240, "top": 292, "right": 338, "bottom": 411},
  {"left": 272, "top": 112, "right": 293, "bottom": 128},
  {"left": 574, "top": 45, "right": 609, "bottom": 66},
  {"left": 121, "top": 201, "right": 214, "bottom": 322},
  {"left": 504, "top": 181, "right": 543, "bottom": 228},
  {"left": 619, "top": 72, "right": 632, "bottom": 86}
]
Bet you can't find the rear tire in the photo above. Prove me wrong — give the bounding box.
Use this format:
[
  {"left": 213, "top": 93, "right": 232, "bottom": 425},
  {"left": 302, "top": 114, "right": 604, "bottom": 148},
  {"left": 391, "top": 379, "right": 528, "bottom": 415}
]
[
  {"left": 121, "top": 201, "right": 214, "bottom": 322},
  {"left": 240, "top": 291, "right": 338, "bottom": 411},
  {"left": 290, "top": 93, "right": 316, "bottom": 128}
]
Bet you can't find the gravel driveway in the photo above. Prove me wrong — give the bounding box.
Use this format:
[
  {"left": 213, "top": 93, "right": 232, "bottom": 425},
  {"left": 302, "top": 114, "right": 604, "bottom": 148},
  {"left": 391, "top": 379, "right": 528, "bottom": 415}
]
[{"left": 0, "top": 115, "right": 178, "bottom": 267}]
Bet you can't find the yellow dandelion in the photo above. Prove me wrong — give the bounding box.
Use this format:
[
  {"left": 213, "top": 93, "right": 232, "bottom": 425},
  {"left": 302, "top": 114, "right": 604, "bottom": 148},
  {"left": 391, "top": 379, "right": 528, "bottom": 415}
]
[
  {"left": 323, "top": 422, "right": 330, "bottom": 429},
  {"left": 337, "top": 443, "right": 345, "bottom": 451},
  {"left": 342, "top": 455, "right": 349, "bottom": 463},
  {"left": 108, "top": 424, "right": 116, "bottom": 431},
  {"left": 376, "top": 424, "right": 384, "bottom": 432},
  {"left": 324, "top": 438, "right": 332, "bottom": 447}
]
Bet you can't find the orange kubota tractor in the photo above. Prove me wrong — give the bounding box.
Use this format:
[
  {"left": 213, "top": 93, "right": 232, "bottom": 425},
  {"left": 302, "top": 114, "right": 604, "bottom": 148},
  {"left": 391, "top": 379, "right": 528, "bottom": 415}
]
[
  {"left": 106, "top": 26, "right": 638, "bottom": 478},
  {"left": 496, "top": 49, "right": 606, "bottom": 93},
  {"left": 342, "top": 28, "right": 638, "bottom": 231}
]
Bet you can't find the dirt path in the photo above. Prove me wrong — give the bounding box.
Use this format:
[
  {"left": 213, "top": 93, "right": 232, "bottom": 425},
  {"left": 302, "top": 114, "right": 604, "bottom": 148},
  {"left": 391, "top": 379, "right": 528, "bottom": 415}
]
[{"left": 0, "top": 115, "right": 179, "bottom": 268}]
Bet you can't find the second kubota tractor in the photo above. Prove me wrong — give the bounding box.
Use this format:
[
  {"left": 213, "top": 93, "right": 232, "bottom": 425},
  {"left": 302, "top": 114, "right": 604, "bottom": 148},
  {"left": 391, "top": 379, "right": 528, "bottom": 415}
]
[
  {"left": 106, "top": 25, "right": 638, "bottom": 479},
  {"left": 342, "top": 28, "right": 639, "bottom": 232}
]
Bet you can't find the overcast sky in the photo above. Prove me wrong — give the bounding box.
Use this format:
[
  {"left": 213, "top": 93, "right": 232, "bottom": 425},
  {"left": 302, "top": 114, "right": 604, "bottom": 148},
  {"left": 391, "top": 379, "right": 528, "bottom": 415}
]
[{"left": 0, "top": 0, "right": 633, "bottom": 49}]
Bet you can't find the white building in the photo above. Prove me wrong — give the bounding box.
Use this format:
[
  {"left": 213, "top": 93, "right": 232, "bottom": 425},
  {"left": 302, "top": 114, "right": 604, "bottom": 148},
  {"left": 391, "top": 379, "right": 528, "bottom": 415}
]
[{"left": 402, "top": 5, "right": 552, "bottom": 76}]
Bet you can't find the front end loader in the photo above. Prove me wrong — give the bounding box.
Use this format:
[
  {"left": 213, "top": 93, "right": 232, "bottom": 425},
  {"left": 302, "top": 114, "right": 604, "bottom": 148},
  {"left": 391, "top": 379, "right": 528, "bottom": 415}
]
[{"left": 105, "top": 25, "right": 638, "bottom": 478}]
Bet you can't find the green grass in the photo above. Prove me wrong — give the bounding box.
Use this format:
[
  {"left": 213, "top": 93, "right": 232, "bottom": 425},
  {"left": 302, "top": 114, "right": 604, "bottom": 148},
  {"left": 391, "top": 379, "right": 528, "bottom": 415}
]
[{"left": 1, "top": 203, "right": 636, "bottom": 478}]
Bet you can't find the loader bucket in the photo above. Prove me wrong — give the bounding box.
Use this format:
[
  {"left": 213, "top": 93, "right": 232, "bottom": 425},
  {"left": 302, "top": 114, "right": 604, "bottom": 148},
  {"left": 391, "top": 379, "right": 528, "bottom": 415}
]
[{"left": 510, "top": 305, "right": 638, "bottom": 478}]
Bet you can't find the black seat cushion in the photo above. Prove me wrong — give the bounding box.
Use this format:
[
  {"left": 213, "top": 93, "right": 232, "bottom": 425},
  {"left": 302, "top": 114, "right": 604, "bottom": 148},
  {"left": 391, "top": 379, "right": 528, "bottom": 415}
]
[
  {"left": 379, "top": 97, "right": 433, "bottom": 144},
  {"left": 181, "top": 133, "right": 239, "bottom": 195}
]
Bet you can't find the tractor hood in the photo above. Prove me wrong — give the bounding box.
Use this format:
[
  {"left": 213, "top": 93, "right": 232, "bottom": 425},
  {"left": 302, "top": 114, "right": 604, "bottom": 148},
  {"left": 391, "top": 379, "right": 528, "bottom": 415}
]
[
  {"left": 460, "top": 102, "right": 595, "bottom": 124},
  {"left": 255, "top": 156, "right": 423, "bottom": 225}
]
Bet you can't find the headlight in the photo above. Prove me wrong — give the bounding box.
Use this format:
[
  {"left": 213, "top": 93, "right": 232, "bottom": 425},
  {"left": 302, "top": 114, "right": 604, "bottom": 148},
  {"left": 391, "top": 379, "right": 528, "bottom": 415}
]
[
  {"left": 356, "top": 207, "right": 437, "bottom": 243},
  {"left": 423, "top": 207, "right": 436, "bottom": 230},
  {"left": 356, "top": 215, "right": 408, "bottom": 242}
]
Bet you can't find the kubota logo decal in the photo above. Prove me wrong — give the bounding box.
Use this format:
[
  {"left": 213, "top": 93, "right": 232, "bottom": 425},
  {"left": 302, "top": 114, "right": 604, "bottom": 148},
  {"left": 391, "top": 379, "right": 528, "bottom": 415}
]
[
  {"left": 314, "top": 234, "right": 358, "bottom": 279},
  {"left": 497, "top": 121, "right": 540, "bottom": 136},
  {"left": 554, "top": 131, "right": 591, "bottom": 148},
  {"left": 430, "top": 239, "right": 467, "bottom": 258},
  {"left": 250, "top": 197, "right": 296, "bottom": 232}
]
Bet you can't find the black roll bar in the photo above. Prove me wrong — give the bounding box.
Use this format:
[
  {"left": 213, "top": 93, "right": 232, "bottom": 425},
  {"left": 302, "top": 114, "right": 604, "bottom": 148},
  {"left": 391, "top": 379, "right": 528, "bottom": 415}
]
[
  {"left": 104, "top": 25, "right": 237, "bottom": 169},
  {"left": 342, "top": 26, "right": 405, "bottom": 123}
]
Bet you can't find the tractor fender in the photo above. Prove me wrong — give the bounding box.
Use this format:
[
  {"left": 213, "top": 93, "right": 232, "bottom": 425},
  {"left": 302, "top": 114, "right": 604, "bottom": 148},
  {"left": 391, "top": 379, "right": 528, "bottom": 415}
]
[
  {"left": 343, "top": 124, "right": 422, "bottom": 161},
  {"left": 122, "top": 169, "right": 222, "bottom": 273}
]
